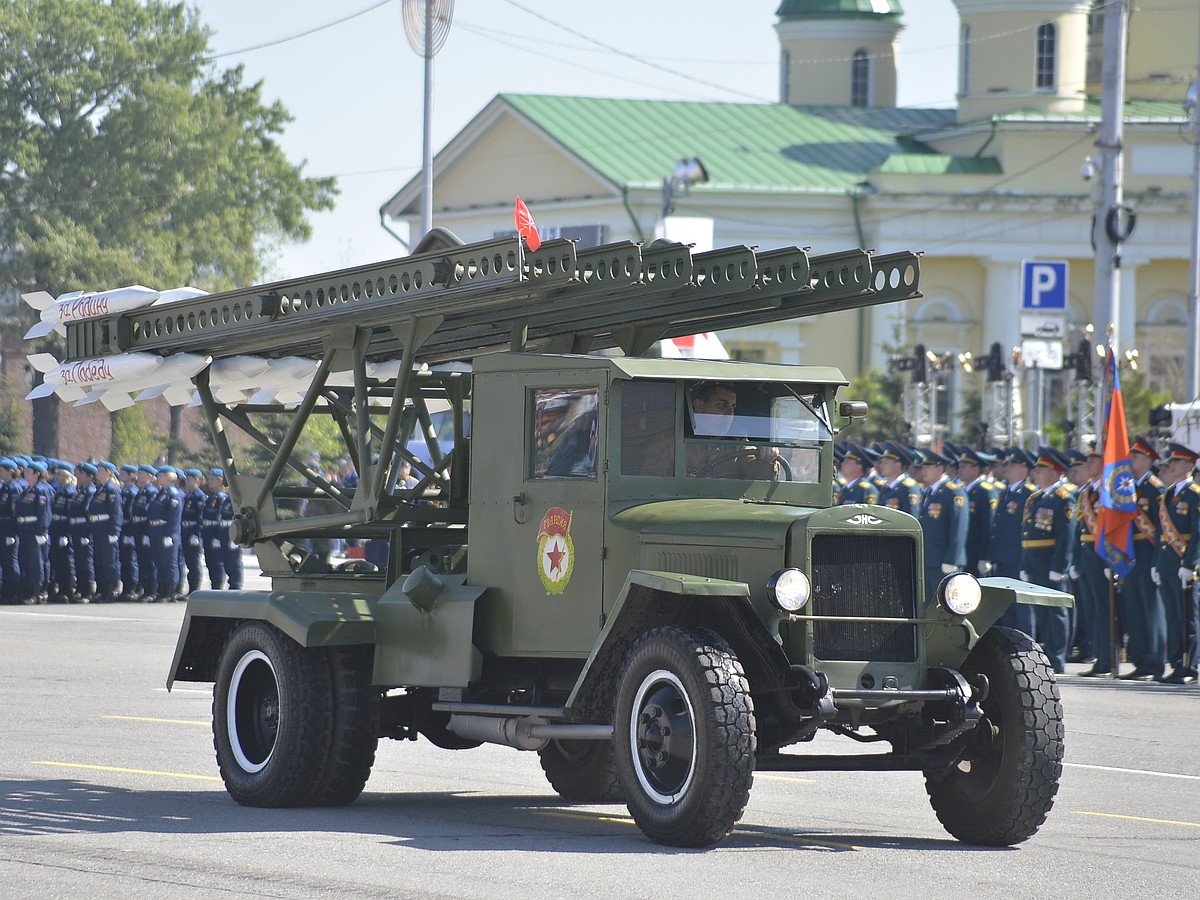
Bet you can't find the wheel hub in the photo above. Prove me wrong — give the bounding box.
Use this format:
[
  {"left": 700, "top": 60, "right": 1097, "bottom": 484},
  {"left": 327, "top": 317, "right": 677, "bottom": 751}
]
[{"left": 630, "top": 673, "right": 696, "bottom": 803}]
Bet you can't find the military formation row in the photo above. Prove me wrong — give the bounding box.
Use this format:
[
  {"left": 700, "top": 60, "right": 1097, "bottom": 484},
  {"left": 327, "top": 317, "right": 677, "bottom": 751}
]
[
  {"left": 834, "top": 438, "right": 1200, "bottom": 684},
  {"left": 0, "top": 457, "right": 244, "bottom": 605}
]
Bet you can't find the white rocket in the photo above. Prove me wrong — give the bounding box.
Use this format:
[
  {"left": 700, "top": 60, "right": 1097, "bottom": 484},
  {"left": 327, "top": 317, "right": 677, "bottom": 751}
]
[
  {"left": 22, "top": 284, "right": 209, "bottom": 339},
  {"left": 26, "top": 352, "right": 212, "bottom": 411}
]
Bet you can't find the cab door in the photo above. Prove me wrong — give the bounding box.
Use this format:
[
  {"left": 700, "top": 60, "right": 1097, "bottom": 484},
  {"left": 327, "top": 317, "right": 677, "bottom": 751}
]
[{"left": 468, "top": 368, "right": 608, "bottom": 657}]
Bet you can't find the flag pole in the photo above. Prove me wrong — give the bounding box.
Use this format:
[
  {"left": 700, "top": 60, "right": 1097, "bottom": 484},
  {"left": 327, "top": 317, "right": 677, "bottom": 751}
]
[{"left": 1102, "top": 336, "right": 1121, "bottom": 678}]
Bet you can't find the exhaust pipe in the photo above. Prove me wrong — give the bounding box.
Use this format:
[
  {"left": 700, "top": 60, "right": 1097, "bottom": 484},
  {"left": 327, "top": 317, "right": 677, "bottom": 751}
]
[{"left": 447, "top": 715, "right": 612, "bottom": 751}]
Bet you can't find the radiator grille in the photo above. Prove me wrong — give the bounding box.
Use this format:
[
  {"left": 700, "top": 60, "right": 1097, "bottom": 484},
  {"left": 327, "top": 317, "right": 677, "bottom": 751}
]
[{"left": 809, "top": 533, "right": 918, "bottom": 662}]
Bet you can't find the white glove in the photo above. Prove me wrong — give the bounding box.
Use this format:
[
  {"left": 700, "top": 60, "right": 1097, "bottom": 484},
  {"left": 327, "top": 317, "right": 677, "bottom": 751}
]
[
  {"left": 1019, "top": 570, "right": 1028, "bottom": 582},
  {"left": 1182, "top": 569, "right": 1194, "bottom": 589},
  {"left": 1150, "top": 567, "right": 1160, "bottom": 585},
  {"left": 1069, "top": 566, "right": 1078, "bottom": 580},
  {"left": 1049, "top": 571, "right": 1064, "bottom": 583},
  {"left": 1104, "top": 568, "right": 1112, "bottom": 578},
  {"left": 977, "top": 561, "right": 993, "bottom": 576},
  {"left": 941, "top": 563, "right": 957, "bottom": 575}
]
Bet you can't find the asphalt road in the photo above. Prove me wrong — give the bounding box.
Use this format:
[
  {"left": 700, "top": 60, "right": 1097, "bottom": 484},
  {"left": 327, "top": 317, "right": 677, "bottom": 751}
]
[{"left": 2, "top": 564, "right": 1198, "bottom": 899}]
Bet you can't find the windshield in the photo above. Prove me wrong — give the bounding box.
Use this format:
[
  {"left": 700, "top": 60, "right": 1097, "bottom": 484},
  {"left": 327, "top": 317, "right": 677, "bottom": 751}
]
[{"left": 621, "top": 379, "right": 831, "bottom": 483}]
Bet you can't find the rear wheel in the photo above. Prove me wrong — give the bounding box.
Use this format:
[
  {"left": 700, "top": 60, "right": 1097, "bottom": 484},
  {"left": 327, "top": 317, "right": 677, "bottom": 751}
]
[
  {"left": 613, "top": 625, "right": 755, "bottom": 847},
  {"left": 925, "top": 626, "right": 1064, "bottom": 845},
  {"left": 538, "top": 739, "right": 623, "bottom": 803},
  {"left": 307, "top": 647, "right": 379, "bottom": 806},
  {"left": 212, "top": 622, "right": 332, "bottom": 807}
]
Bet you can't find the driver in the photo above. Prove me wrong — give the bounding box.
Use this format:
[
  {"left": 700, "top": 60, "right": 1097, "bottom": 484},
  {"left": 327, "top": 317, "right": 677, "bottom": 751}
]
[{"left": 686, "top": 382, "right": 778, "bottom": 479}]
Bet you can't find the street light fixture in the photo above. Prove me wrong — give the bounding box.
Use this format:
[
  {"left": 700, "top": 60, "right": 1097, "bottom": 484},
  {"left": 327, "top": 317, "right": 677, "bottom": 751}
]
[{"left": 662, "top": 157, "right": 709, "bottom": 219}]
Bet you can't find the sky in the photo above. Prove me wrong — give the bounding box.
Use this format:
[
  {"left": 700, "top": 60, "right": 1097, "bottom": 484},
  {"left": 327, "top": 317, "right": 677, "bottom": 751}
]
[{"left": 188, "top": 0, "right": 962, "bottom": 281}]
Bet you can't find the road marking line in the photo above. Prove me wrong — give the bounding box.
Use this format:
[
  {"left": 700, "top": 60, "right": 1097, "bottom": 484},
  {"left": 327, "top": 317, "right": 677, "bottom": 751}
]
[
  {"left": 535, "top": 810, "right": 635, "bottom": 826},
  {"left": 32, "top": 761, "right": 222, "bottom": 782},
  {"left": 755, "top": 774, "right": 817, "bottom": 784},
  {"left": 533, "top": 811, "right": 860, "bottom": 849},
  {"left": 154, "top": 687, "right": 211, "bottom": 695},
  {"left": 1076, "top": 811, "right": 1200, "bottom": 829},
  {"left": 101, "top": 715, "right": 209, "bottom": 727},
  {"left": 0, "top": 611, "right": 145, "bottom": 622},
  {"left": 1064, "top": 762, "right": 1200, "bottom": 781}
]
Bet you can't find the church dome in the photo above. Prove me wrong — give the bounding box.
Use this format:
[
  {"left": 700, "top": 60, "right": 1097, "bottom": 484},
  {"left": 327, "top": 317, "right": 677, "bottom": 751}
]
[{"left": 776, "top": 0, "right": 902, "bottom": 20}]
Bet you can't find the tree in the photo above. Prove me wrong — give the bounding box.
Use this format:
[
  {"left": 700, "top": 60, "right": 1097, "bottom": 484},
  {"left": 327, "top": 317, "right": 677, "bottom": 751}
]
[
  {"left": 0, "top": 376, "right": 26, "bottom": 454},
  {"left": 0, "top": 0, "right": 337, "bottom": 453},
  {"left": 111, "top": 405, "right": 165, "bottom": 465},
  {"left": 843, "top": 365, "right": 907, "bottom": 446}
]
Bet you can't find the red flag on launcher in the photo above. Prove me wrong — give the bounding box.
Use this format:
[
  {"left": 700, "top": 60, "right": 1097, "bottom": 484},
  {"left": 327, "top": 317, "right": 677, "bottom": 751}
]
[{"left": 514, "top": 196, "right": 541, "bottom": 252}]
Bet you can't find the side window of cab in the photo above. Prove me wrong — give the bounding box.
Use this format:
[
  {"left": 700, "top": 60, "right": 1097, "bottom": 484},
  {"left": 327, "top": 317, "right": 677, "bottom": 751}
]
[{"left": 530, "top": 387, "right": 600, "bottom": 479}]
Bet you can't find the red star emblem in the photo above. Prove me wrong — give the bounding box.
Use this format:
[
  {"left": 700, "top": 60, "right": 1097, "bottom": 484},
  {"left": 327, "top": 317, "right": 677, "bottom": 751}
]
[{"left": 545, "top": 538, "right": 566, "bottom": 575}]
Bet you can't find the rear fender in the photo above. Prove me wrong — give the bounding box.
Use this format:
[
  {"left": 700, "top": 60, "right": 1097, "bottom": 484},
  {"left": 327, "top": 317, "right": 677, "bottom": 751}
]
[
  {"left": 566, "top": 570, "right": 792, "bottom": 720},
  {"left": 166, "top": 589, "right": 377, "bottom": 688}
]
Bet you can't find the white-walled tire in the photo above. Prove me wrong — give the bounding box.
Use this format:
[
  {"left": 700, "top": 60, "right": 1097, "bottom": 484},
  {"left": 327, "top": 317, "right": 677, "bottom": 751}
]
[
  {"left": 213, "top": 622, "right": 333, "bottom": 807},
  {"left": 613, "top": 625, "right": 755, "bottom": 847}
]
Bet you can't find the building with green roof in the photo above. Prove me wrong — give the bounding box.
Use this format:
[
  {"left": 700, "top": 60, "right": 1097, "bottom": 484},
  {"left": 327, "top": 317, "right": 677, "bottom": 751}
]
[{"left": 382, "top": 0, "right": 1199, "bottom": 419}]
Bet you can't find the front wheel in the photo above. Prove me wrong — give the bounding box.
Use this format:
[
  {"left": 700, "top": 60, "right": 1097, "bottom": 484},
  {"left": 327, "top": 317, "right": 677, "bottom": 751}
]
[
  {"left": 925, "top": 626, "right": 1064, "bottom": 845},
  {"left": 212, "top": 622, "right": 333, "bottom": 807},
  {"left": 613, "top": 625, "right": 755, "bottom": 847}
]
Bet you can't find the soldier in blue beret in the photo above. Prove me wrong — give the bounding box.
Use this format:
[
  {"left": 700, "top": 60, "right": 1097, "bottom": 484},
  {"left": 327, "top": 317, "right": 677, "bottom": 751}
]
[
  {"left": 1153, "top": 443, "right": 1200, "bottom": 684},
  {"left": 129, "top": 464, "right": 159, "bottom": 600},
  {"left": 181, "top": 469, "right": 207, "bottom": 595},
  {"left": 917, "top": 448, "right": 968, "bottom": 606},
  {"left": 0, "top": 458, "right": 22, "bottom": 604},
  {"left": 48, "top": 462, "right": 76, "bottom": 603},
  {"left": 147, "top": 467, "right": 184, "bottom": 602},
  {"left": 836, "top": 443, "right": 879, "bottom": 506},
  {"left": 68, "top": 463, "right": 97, "bottom": 602},
  {"left": 202, "top": 469, "right": 230, "bottom": 589},
  {"left": 118, "top": 464, "right": 140, "bottom": 600},
  {"left": 15, "top": 461, "right": 53, "bottom": 603},
  {"left": 89, "top": 462, "right": 124, "bottom": 602}
]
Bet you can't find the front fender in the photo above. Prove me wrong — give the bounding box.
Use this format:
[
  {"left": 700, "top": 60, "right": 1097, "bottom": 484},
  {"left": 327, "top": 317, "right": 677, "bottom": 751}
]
[
  {"left": 566, "top": 570, "right": 792, "bottom": 719},
  {"left": 925, "top": 576, "right": 1074, "bottom": 667}
]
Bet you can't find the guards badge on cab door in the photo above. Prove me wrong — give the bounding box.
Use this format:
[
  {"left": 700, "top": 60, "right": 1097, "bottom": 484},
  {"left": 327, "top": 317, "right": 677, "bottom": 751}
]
[{"left": 536, "top": 507, "right": 574, "bottom": 595}]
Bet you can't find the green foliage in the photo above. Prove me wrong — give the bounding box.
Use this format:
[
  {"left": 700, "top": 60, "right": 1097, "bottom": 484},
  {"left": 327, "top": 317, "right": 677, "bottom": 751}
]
[
  {"left": 0, "top": 377, "right": 26, "bottom": 454},
  {"left": 1117, "top": 367, "right": 1172, "bottom": 440},
  {"left": 843, "top": 366, "right": 906, "bottom": 445},
  {"left": 110, "top": 405, "right": 165, "bottom": 464},
  {"left": 953, "top": 382, "right": 986, "bottom": 446},
  {"left": 0, "top": 0, "right": 337, "bottom": 297}
]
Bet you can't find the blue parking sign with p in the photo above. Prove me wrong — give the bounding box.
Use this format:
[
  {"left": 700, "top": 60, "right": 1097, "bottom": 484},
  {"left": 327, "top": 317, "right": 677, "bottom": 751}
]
[{"left": 1021, "top": 260, "right": 1068, "bottom": 310}]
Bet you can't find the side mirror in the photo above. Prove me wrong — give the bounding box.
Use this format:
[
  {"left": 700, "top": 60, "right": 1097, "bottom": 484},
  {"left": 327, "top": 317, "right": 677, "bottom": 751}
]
[{"left": 839, "top": 400, "right": 868, "bottom": 420}]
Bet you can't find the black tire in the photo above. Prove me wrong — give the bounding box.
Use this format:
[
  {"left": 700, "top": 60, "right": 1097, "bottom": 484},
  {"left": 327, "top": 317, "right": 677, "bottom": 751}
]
[
  {"left": 538, "top": 739, "right": 623, "bottom": 803},
  {"left": 925, "top": 626, "right": 1064, "bottom": 846},
  {"left": 212, "top": 622, "right": 333, "bottom": 807},
  {"left": 307, "top": 647, "right": 380, "bottom": 806},
  {"left": 613, "top": 625, "right": 755, "bottom": 847}
]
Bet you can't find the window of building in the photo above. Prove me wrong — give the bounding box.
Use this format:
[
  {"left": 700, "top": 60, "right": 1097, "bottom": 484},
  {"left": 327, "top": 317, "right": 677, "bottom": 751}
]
[
  {"left": 530, "top": 387, "right": 599, "bottom": 479},
  {"left": 1036, "top": 23, "right": 1057, "bottom": 90},
  {"left": 959, "top": 25, "right": 971, "bottom": 95},
  {"left": 621, "top": 380, "right": 677, "bottom": 477},
  {"left": 851, "top": 50, "right": 870, "bottom": 107}
]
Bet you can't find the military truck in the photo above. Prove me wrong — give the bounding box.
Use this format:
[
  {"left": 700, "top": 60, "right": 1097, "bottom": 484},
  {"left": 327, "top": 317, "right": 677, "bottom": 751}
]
[{"left": 45, "top": 231, "right": 1071, "bottom": 847}]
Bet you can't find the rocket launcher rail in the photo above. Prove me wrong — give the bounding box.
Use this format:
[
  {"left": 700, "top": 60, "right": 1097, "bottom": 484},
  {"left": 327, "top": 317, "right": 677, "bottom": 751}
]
[
  {"left": 60, "top": 233, "right": 922, "bottom": 366},
  {"left": 39, "top": 232, "right": 923, "bottom": 563}
]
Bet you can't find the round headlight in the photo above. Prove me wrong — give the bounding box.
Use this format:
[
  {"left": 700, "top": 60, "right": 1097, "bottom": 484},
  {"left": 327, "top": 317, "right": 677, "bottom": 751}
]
[
  {"left": 768, "top": 568, "right": 811, "bottom": 613},
  {"left": 940, "top": 572, "right": 982, "bottom": 616}
]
